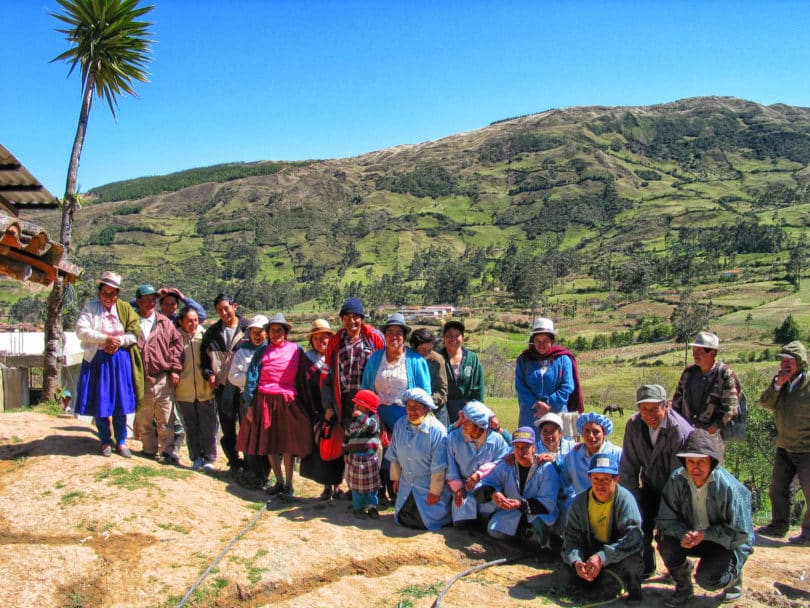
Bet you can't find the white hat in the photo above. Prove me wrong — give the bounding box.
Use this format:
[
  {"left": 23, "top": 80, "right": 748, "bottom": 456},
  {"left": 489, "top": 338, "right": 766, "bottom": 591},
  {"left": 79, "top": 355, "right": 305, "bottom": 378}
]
[
  {"left": 534, "top": 412, "right": 563, "bottom": 431},
  {"left": 529, "top": 317, "right": 557, "bottom": 340},
  {"left": 246, "top": 315, "right": 269, "bottom": 330},
  {"left": 96, "top": 271, "right": 122, "bottom": 290},
  {"left": 689, "top": 331, "right": 720, "bottom": 351}
]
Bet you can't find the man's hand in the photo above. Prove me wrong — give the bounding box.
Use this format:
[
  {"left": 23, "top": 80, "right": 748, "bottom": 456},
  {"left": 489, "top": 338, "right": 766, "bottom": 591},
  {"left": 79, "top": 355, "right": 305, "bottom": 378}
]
[
  {"left": 454, "top": 488, "right": 466, "bottom": 507},
  {"left": 492, "top": 491, "right": 521, "bottom": 510},
  {"left": 536, "top": 452, "right": 554, "bottom": 464},
  {"left": 427, "top": 492, "right": 441, "bottom": 505},
  {"left": 169, "top": 372, "right": 180, "bottom": 386},
  {"left": 392, "top": 480, "right": 400, "bottom": 494},
  {"left": 680, "top": 530, "right": 705, "bottom": 549},
  {"left": 207, "top": 375, "right": 217, "bottom": 389}
]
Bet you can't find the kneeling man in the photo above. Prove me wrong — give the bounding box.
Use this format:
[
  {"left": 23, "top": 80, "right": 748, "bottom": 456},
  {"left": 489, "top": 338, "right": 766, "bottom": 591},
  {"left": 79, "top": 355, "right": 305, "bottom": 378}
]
[
  {"left": 475, "top": 426, "right": 559, "bottom": 544},
  {"left": 562, "top": 452, "right": 644, "bottom": 604},
  {"left": 656, "top": 429, "right": 754, "bottom": 606}
]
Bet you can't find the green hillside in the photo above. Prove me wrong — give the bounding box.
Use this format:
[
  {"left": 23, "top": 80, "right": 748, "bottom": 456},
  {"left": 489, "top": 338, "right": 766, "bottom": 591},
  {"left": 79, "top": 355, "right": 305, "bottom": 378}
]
[{"left": 9, "top": 96, "right": 810, "bottom": 328}]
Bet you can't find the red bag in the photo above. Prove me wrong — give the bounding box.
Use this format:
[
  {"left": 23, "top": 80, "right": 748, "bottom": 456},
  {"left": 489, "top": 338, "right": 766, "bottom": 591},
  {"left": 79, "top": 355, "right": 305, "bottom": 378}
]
[{"left": 319, "top": 420, "right": 344, "bottom": 461}]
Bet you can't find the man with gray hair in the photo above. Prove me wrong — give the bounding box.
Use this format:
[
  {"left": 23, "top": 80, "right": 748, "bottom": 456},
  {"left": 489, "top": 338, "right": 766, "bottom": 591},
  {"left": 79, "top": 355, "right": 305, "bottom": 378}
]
[
  {"left": 672, "top": 331, "right": 739, "bottom": 461},
  {"left": 621, "top": 384, "right": 693, "bottom": 578}
]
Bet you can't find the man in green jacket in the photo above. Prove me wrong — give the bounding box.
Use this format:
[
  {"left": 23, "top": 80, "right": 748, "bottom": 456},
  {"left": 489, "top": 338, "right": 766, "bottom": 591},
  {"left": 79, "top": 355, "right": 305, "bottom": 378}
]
[{"left": 757, "top": 340, "right": 810, "bottom": 545}]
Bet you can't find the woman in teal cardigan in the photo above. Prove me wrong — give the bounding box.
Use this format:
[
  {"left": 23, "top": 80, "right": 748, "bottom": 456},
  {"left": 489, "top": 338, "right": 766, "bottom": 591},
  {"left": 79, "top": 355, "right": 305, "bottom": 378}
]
[
  {"left": 437, "top": 320, "right": 485, "bottom": 423},
  {"left": 361, "top": 313, "right": 431, "bottom": 431}
]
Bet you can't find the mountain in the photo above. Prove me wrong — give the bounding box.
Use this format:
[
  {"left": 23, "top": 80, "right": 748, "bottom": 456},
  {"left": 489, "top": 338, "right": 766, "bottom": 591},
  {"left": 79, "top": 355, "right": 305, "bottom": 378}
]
[{"left": 20, "top": 96, "right": 810, "bottom": 314}]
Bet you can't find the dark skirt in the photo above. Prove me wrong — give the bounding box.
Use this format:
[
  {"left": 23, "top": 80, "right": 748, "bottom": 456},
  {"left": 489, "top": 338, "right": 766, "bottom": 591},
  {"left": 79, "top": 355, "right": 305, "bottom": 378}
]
[
  {"left": 345, "top": 453, "right": 381, "bottom": 494},
  {"left": 236, "top": 392, "right": 313, "bottom": 457},
  {"left": 75, "top": 349, "right": 136, "bottom": 418},
  {"left": 300, "top": 431, "right": 345, "bottom": 485}
]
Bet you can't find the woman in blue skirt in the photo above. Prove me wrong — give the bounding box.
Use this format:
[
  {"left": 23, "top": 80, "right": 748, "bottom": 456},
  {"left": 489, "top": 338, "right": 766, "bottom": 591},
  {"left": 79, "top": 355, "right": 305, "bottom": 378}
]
[{"left": 74, "top": 271, "right": 143, "bottom": 457}]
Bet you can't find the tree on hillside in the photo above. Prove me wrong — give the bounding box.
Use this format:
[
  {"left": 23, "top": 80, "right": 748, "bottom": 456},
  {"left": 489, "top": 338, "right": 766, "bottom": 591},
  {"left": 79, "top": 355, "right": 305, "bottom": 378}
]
[
  {"left": 43, "top": 0, "right": 154, "bottom": 399},
  {"left": 670, "top": 289, "right": 712, "bottom": 365},
  {"left": 774, "top": 314, "right": 802, "bottom": 345},
  {"left": 787, "top": 233, "right": 807, "bottom": 289}
]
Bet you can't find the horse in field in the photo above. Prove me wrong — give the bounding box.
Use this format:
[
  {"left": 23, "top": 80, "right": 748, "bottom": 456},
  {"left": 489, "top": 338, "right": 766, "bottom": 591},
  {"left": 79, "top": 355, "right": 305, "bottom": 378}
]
[{"left": 603, "top": 404, "right": 624, "bottom": 417}]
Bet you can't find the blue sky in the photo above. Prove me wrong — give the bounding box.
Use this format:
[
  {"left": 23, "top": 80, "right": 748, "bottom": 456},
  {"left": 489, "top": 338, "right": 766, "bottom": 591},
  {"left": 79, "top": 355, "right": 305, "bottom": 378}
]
[{"left": 4, "top": 1, "right": 810, "bottom": 195}]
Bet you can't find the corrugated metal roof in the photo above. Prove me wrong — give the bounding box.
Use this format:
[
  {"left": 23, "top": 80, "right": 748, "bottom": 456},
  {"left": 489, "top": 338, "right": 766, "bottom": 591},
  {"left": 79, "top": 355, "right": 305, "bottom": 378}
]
[{"left": 0, "top": 144, "right": 58, "bottom": 210}]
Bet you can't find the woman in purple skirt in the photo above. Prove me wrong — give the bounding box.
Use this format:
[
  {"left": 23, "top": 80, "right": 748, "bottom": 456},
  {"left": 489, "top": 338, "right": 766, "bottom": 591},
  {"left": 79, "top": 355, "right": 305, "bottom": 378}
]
[{"left": 74, "top": 271, "right": 143, "bottom": 457}]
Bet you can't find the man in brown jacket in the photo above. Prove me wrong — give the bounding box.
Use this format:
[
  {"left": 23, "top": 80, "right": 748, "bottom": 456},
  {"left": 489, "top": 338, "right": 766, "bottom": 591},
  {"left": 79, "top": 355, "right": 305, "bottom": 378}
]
[{"left": 132, "top": 284, "right": 184, "bottom": 464}]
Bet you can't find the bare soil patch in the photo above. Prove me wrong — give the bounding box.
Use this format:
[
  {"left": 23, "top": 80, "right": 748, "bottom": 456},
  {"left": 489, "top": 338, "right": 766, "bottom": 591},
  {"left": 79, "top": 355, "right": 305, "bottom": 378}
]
[{"left": 0, "top": 412, "right": 807, "bottom": 608}]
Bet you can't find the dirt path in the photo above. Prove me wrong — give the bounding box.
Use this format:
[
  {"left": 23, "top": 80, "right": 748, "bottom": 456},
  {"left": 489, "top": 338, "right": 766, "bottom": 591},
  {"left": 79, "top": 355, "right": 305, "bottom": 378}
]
[{"left": 0, "top": 412, "right": 807, "bottom": 608}]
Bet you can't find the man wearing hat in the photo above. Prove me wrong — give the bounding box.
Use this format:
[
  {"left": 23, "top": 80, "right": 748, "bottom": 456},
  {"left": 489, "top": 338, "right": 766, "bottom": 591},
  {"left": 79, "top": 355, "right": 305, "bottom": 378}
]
[
  {"left": 445, "top": 401, "right": 511, "bottom": 525},
  {"left": 620, "top": 384, "right": 693, "bottom": 578},
  {"left": 475, "top": 426, "right": 559, "bottom": 545},
  {"left": 758, "top": 340, "right": 810, "bottom": 545},
  {"left": 132, "top": 284, "right": 185, "bottom": 464},
  {"left": 515, "top": 317, "right": 584, "bottom": 429},
  {"left": 657, "top": 429, "right": 753, "bottom": 606},
  {"left": 386, "top": 388, "right": 451, "bottom": 530},
  {"left": 672, "top": 331, "right": 740, "bottom": 461},
  {"left": 561, "top": 452, "right": 644, "bottom": 604},
  {"left": 323, "top": 298, "right": 385, "bottom": 430}
]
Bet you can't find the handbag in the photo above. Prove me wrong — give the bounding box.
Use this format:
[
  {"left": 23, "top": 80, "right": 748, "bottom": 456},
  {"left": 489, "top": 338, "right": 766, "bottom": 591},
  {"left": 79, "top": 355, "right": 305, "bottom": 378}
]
[{"left": 319, "top": 419, "right": 344, "bottom": 461}]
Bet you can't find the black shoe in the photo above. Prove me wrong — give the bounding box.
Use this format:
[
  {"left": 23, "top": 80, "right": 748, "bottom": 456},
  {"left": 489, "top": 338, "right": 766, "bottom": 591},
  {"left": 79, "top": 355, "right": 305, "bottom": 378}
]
[
  {"left": 265, "top": 481, "right": 285, "bottom": 496},
  {"left": 757, "top": 523, "right": 788, "bottom": 538},
  {"left": 319, "top": 487, "right": 334, "bottom": 501},
  {"left": 367, "top": 507, "right": 379, "bottom": 519},
  {"left": 353, "top": 509, "right": 367, "bottom": 519},
  {"left": 625, "top": 583, "right": 643, "bottom": 605}
]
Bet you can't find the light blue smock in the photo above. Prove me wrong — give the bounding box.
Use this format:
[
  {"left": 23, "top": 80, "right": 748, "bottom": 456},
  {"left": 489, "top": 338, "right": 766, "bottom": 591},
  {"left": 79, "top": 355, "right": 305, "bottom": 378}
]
[
  {"left": 446, "top": 426, "right": 511, "bottom": 522},
  {"left": 479, "top": 459, "right": 560, "bottom": 537},
  {"left": 385, "top": 414, "right": 452, "bottom": 531}
]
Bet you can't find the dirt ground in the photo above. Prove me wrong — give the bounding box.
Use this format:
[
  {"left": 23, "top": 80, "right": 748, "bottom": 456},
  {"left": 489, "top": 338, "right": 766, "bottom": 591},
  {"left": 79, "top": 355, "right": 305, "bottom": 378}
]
[{"left": 0, "top": 412, "right": 808, "bottom": 608}]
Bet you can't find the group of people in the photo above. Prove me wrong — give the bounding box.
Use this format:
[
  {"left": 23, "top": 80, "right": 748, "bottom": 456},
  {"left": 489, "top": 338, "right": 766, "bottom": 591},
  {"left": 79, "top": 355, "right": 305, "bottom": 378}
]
[{"left": 71, "top": 277, "right": 809, "bottom": 606}]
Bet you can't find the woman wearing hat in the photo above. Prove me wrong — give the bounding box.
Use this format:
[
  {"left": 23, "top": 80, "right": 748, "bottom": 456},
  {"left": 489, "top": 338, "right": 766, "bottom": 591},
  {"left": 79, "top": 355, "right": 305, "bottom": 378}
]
[
  {"left": 385, "top": 388, "right": 452, "bottom": 530},
  {"left": 298, "top": 319, "right": 346, "bottom": 501},
  {"left": 361, "top": 313, "right": 431, "bottom": 431},
  {"left": 515, "top": 317, "right": 584, "bottom": 428},
  {"left": 561, "top": 412, "right": 622, "bottom": 508},
  {"left": 74, "top": 271, "right": 144, "bottom": 458},
  {"left": 238, "top": 313, "right": 314, "bottom": 497},
  {"left": 446, "top": 401, "right": 510, "bottom": 525},
  {"left": 437, "top": 320, "right": 485, "bottom": 424}
]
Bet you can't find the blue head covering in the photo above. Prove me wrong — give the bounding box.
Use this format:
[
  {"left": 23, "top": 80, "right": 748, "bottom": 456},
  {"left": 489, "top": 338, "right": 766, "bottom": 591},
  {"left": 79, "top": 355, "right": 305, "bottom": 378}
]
[
  {"left": 400, "top": 387, "right": 436, "bottom": 410},
  {"left": 576, "top": 411, "right": 614, "bottom": 436},
  {"left": 461, "top": 401, "right": 494, "bottom": 429}
]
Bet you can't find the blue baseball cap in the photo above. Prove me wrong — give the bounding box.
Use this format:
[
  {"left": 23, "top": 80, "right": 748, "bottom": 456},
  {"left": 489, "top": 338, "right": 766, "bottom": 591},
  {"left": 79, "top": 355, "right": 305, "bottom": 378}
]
[
  {"left": 512, "top": 426, "right": 536, "bottom": 444},
  {"left": 588, "top": 452, "right": 619, "bottom": 475}
]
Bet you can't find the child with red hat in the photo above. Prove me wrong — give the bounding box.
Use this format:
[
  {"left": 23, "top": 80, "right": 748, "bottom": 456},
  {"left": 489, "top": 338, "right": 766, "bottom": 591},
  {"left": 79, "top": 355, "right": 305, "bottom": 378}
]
[{"left": 344, "top": 389, "right": 383, "bottom": 518}]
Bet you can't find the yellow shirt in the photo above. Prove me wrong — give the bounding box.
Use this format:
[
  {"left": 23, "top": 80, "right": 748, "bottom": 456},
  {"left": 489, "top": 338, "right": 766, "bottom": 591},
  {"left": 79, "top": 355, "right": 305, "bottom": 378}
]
[{"left": 588, "top": 490, "right": 614, "bottom": 544}]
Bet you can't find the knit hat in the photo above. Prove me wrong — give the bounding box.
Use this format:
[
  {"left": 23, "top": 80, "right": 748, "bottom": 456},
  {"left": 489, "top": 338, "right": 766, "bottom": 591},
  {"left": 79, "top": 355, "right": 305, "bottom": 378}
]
[
  {"left": 534, "top": 412, "right": 563, "bottom": 431},
  {"left": 689, "top": 331, "right": 720, "bottom": 351},
  {"left": 778, "top": 340, "right": 808, "bottom": 370},
  {"left": 400, "top": 387, "right": 436, "bottom": 410},
  {"left": 676, "top": 429, "right": 720, "bottom": 468},
  {"left": 339, "top": 297, "right": 365, "bottom": 318},
  {"left": 352, "top": 389, "right": 380, "bottom": 414},
  {"left": 266, "top": 312, "right": 291, "bottom": 332},
  {"left": 576, "top": 411, "right": 614, "bottom": 436},
  {"left": 588, "top": 452, "right": 619, "bottom": 475},
  {"left": 512, "top": 426, "right": 536, "bottom": 445},
  {"left": 305, "top": 318, "right": 334, "bottom": 340},
  {"left": 636, "top": 384, "right": 667, "bottom": 405},
  {"left": 461, "top": 401, "right": 494, "bottom": 429}
]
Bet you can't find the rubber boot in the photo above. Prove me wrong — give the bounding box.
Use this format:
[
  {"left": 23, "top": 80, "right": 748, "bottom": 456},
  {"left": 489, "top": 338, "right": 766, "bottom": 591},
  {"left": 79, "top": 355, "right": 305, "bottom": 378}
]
[{"left": 664, "top": 561, "right": 694, "bottom": 608}]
